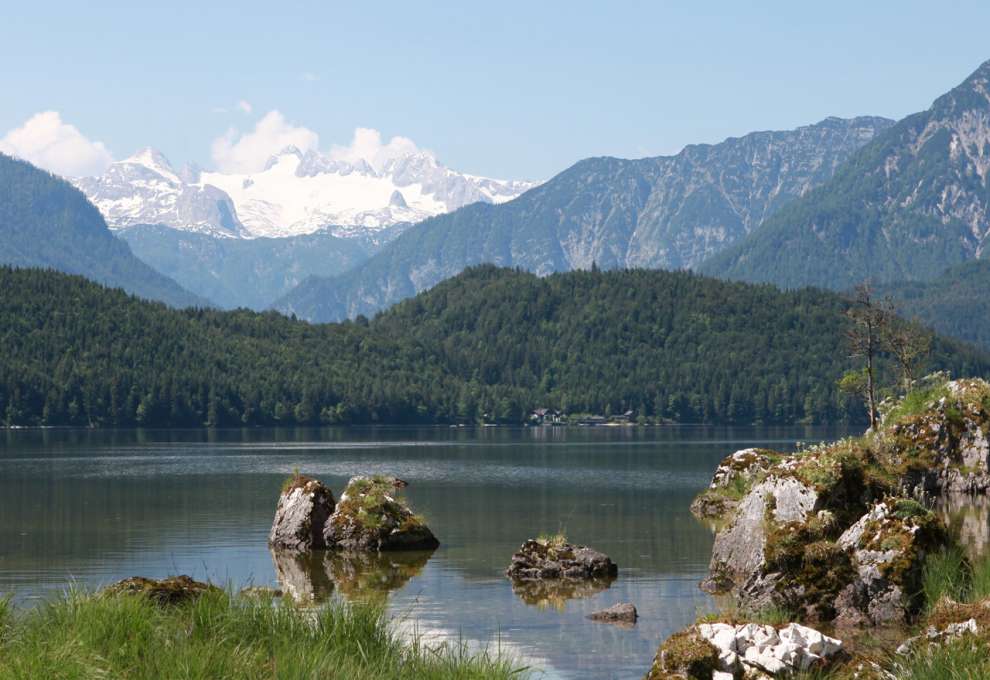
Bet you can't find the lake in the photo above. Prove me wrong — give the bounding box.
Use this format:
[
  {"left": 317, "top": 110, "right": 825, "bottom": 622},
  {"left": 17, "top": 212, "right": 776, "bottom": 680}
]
[{"left": 0, "top": 425, "right": 850, "bottom": 679}]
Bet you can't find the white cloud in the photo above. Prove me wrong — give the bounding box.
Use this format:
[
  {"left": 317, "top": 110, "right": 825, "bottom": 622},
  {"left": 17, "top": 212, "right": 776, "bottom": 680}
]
[
  {"left": 0, "top": 111, "right": 113, "bottom": 177},
  {"left": 329, "top": 127, "right": 429, "bottom": 172},
  {"left": 299, "top": 72, "right": 319, "bottom": 82},
  {"left": 210, "top": 110, "right": 319, "bottom": 173},
  {"left": 237, "top": 100, "right": 253, "bottom": 114}
]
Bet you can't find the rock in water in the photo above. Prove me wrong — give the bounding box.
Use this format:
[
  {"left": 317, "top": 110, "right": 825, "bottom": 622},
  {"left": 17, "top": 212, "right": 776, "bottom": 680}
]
[
  {"left": 506, "top": 538, "right": 618, "bottom": 580},
  {"left": 103, "top": 575, "right": 218, "bottom": 605},
  {"left": 323, "top": 475, "right": 440, "bottom": 551},
  {"left": 587, "top": 602, "right": 637, "bottom": 625},
  {"left": 268, "top": 475, "right": 336, "bottom": 551}
]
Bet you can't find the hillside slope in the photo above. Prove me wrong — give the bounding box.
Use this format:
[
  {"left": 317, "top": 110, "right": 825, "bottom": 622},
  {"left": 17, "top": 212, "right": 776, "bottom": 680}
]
[
  {"left": 0, "top": 153, "right": 204, "bottom": 308},
  {"left": 275, "top": 116, "right": 892, "bottom": 322},
  {"left": 3, "top": 266, "right": 987, "bottom": 427},
  {"left": 702, "top": 59, "right": 990, "bottom": 289}
]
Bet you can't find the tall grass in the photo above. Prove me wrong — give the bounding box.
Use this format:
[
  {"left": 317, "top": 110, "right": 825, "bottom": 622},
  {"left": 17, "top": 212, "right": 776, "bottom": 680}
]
[
  {"left": 0, "top": 589, "right": 528, "bottom": 680},
  {"left": 923, "top": 546, "right": 971, "bottom": 606},
  {"left": 890, "top": 638, "right": 990, "bottom": 680}
]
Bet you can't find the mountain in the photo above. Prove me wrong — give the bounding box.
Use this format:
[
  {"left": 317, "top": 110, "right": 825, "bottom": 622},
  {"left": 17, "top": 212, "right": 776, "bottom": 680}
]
[
  {"left": 274, "top": 116, "right": 893, "bottom": 321},
  {"left": 880, "top": 260, "right": 990, "bottom": 352},
  {"left": 3, "top": 265, "right": 987, "bottom": 428},
  {"left": 118, "top": 223, "right": 387, "bottom": 309},
  {"left": 75, "top": 146, "right": 537, "bottom": 239},
  {"left": 701, "top": 59, "right": 990, "bottom": 289},
  {"left": 0, "top": 153, "right": 204, "bottom": 308}
]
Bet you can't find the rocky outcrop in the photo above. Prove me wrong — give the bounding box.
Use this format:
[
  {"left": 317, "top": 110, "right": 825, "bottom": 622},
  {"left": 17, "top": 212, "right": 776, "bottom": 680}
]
[
  {"left": 506, "top": 538, "right": 618, "bottom": 581},
  {"left": 896, "top": 618, "right": 980, "bottom": 655},
  {"left": 649, "top": 622, "right": 843, "bottom": 679},
  {"left": 323, "top": 476, "right": 439, "bottom": 552},
  {"left": 887, "top": 379, "right": 990, "bottom": 495},
  {"left": 690, "top": 448, "right": 775, "bottom": 520},
  {"left": 268, "top": 475, "right": 336, "bottom": 551},
  {"left": 833, "top": 500, "right": 946, "bottom": 626},
  {"left": 587, "top": 602, "right": 637, "bottom": 625},
  {"left": 102, "top": 575, "right": 218, "bottom": 605},
  {"left": 702, "top": 475, "right": 822, "bottom": 600}
]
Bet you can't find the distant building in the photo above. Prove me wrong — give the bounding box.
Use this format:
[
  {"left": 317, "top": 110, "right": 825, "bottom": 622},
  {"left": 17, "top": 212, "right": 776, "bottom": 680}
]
[{"left": 529, "top": 408, "right": 564, "bottom": 425}]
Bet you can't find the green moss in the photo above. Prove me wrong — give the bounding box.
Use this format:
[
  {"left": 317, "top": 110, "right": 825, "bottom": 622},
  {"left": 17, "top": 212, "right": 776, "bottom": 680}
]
[{"left": 649, "top": 629, "right": 719, "bottom": 680}]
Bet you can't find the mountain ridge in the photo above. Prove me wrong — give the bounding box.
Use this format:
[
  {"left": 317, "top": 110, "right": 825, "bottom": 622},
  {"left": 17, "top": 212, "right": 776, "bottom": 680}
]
[
  {"left": 0, "top": 153, "right": 206, "bottom": 308},
  {"left": 274, "top": 115, "right": 894, "bottom": 321},
  {"left": 700, "top": 59, "right": 990, "bottom": 288}
]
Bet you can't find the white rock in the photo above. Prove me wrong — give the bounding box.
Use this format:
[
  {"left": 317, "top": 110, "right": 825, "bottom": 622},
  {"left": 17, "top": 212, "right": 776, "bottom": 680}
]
[{"left": 713, "top": 671, "right": 735, "bottom": 680}]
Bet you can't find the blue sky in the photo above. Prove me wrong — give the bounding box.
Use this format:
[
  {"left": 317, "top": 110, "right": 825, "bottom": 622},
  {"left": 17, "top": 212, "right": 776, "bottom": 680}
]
[{"left": 2, "top": 1, "right": 989, "bottom": 180}]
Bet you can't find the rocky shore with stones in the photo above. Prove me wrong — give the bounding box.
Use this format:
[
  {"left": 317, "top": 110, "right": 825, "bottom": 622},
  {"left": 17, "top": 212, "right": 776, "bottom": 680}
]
[{"left": 649, "top": 377, "right": 990, "bottom": 679}]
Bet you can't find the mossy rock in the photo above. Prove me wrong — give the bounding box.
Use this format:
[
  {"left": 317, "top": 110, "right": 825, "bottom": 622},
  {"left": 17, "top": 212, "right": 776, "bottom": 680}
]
[
  {"left": 645, "top": 628, "right": 719, "bottom": 679},
  {"left": 102, "top": 575, "right": 219, "bottom": 605},
  {"left": 324, "top": 475, "right": 439, "bottom": 552}
]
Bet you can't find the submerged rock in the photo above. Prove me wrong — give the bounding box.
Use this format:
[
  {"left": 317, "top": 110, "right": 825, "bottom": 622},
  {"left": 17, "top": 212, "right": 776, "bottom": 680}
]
[
  {"left": 268, "top": 474, "right": 336, "bottom": 551},
  {"left": 103, "top": 575, "right": 218, "bottom": 605},
  {"left": 649, "top": 622, "right": 842, "bottom": 679},
  {"left": 587, "top": 602, "right": 637, "bottom": 625},
  {"left": 506, "top": 538, "right": 618, "bottom": 581},
  {"left": 323, "top": 475, "right": 439, "bottom": 551}
]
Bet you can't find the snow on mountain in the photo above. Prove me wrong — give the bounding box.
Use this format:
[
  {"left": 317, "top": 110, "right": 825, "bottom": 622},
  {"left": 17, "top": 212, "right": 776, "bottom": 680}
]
[
  {"left": 76, "top": 146, "right": 538, "bottom": 239},
  {"left": 74, "top": 148, "right": 246, "bottom": 238}
]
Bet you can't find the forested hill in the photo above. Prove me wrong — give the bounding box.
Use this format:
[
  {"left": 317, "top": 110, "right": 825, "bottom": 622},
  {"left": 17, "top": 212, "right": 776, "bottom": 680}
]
[
  {"left": 881, "top": 260, "right": 990, "bottom": 352},
  {"left": 2, "top": 265, "right": 988, "bottom": 428},
  {"left": 0, "top": 153, "right": 204, "bottom": 308}
]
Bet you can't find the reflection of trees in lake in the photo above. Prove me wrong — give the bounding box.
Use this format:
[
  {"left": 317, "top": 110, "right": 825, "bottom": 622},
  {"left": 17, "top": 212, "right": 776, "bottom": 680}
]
[
  {"left": 270, "top": 548, "right": 434, "bottom": 604},
  {"left": 939, "top": 494, "right": 990, "bottom": 559},
  {"left": 509, "top": 576, "right": 615, "bottom": 611}
]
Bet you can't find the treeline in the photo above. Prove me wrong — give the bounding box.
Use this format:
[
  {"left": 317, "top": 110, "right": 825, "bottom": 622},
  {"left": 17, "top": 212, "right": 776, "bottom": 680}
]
[{"left": 2, "top": 265, "right": 987, "bottom": 428}]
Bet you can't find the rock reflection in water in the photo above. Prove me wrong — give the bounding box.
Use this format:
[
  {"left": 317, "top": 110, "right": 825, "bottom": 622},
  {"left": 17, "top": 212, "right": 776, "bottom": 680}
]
[
  {"left": 271, "top": 548, "right": 434, "bottom": 604},
  {"left": 270, "top": 549, "right": 334, "bottom": 604},
  {"left": 509, "top": 576, "right": 615, "bottom": 611},
  {"left": 326, "top": 550, "right": 434, "bottom": 602},
  {"left": 938, "top": 493, "right": 990, "bottom": 558}
]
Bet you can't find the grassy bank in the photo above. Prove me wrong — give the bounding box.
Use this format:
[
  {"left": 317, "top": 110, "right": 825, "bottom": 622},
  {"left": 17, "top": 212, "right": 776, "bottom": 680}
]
[{"left": 0, "top": 589, "right": 527, "bottom": 680}]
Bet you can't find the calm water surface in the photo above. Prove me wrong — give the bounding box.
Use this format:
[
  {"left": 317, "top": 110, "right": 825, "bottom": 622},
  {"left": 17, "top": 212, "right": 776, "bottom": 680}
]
[{"left": 0, "top": 425, "right": 849, "bottom": 679}]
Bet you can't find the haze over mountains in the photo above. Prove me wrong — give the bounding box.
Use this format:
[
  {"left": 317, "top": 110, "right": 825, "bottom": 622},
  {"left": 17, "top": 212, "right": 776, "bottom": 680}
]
[
  {"left": 702, "top": 59, "right": 990, "bottom": 289},
  {"left": 75, "top": 144, "right": 537, "bottom": 239},
  {"left": 275, "top": 116, "right": 893, "bottom": 321},
  {"left": 0, "top": 153, "right": 204, "bottom": 308},
  {"left": 3, "top": 59, "right": 990, "bottom": 355}
]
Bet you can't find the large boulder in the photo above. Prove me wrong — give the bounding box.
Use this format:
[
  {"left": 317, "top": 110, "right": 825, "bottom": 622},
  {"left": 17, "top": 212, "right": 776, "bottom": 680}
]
[
  {"left": 506, "top": 537, "right": 618, "bottom": 581},
  {"left": 268, "top": 474, "right": 336, "bottom": 551},
  {"left": 834, "top": 499, "right": 946, "bottom": 626},
  {"left": 323, "top": 475, "right": 439, "bottom": 551},
  {"left": 648, "top": 622, "right": 843, "bottom": 679},
  {"left": 702, "top": 475, "right": 821, "bottom": 600}
]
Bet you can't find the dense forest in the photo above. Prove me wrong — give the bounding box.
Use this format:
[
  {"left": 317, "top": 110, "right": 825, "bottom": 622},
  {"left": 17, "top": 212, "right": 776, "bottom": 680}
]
[
  {"left": 2, "top": 265, "right": 988, "bottom": 428},
  {"left": 881, "top": 260, "right": 990, "bottom": 352}
]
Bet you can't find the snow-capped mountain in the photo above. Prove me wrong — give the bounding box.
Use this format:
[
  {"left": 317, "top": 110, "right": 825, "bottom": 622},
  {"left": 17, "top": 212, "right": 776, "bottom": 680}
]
[{"left": 76, "top": 147, "right": 537, "bottom": 239}]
